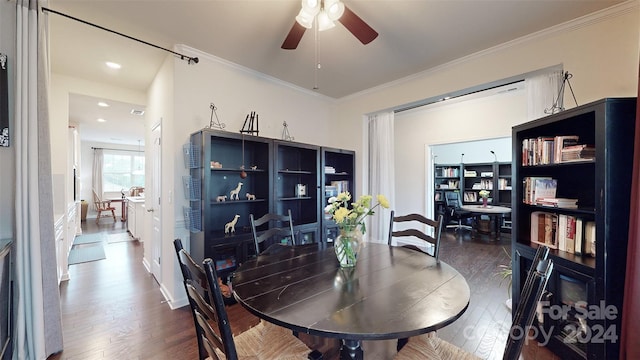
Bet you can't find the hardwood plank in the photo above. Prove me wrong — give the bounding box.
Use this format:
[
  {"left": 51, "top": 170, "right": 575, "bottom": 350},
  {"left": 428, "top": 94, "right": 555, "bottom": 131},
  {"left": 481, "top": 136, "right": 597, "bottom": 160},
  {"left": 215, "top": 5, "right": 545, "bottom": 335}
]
[{"left": 48, "top": 222, "right": 556, "bottom": 360}]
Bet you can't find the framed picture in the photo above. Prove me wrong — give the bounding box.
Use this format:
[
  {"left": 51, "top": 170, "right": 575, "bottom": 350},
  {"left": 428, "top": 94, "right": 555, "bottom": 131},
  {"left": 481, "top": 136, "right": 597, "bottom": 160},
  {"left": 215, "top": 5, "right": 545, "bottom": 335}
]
[{"left": 0, "top": 53, "right": 8, "bottom": 147}]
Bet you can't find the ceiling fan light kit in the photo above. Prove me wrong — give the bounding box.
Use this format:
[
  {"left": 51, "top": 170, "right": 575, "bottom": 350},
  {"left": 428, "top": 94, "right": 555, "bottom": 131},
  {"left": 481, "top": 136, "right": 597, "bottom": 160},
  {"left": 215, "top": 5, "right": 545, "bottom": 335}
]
[{"left": 283, "top": 0, "right": 378, "bottom": 50}]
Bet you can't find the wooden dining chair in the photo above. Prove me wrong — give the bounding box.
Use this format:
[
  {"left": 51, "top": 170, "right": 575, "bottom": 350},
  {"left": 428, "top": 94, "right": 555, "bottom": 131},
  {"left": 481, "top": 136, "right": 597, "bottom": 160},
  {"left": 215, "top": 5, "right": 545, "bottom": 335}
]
[
  {"left": 388, "top": 211, "right": 444, "bottom": 263},
  {"left": 394, "top": 251, "right": 554, "bottom": 360},
  {"left": 93, "top": 190, "right": 116, "bottom": 223},
  {"left": 199, "top": 257, "right": 312, "bottom": 359},
  {"left": 249, "top": 209, "right": 296, "bottom": 256},
  {"left": 173, "top": 238, "right": 211, "bottom": 360}
]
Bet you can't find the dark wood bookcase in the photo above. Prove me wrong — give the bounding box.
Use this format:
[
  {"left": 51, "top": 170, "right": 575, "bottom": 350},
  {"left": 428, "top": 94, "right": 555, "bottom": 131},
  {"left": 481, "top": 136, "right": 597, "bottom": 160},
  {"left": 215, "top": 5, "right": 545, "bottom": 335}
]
[
  {"left": 511, "top": 98, "right": 636, "bottom": 360},
  {"left": 188, "top": 129, "right": 354, "bottom": 278},
  {"left": 434, "top": 161, "right": 511, "bottom": 229},
  {"left": 321, "top": 147, "right": 355, "bottom": 244}
]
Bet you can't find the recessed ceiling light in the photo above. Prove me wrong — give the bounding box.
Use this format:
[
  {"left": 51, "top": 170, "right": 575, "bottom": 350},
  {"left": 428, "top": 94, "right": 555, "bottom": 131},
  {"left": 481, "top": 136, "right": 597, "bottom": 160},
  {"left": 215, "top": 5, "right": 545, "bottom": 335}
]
[
  {"left": 97, "top": 101, "right": 109, "bottom": 107},
  {"left": 105, "top": 61, "right": 121, "bottom": 69},
  {"left": 130, "top": 109, "right": 145, "bottom": 116},
  {"left": 97, "top": 118, "right": 106, "bottom": 123}
]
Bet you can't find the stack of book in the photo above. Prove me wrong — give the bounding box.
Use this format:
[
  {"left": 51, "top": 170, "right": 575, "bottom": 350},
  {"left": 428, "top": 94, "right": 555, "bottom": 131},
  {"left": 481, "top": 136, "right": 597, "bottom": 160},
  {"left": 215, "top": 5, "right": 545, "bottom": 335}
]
[
  {"left": 324, "top": 166, "right": 336, "bottom": 174},
  {"left": 561, "top": 144, "right": 595, "bottom": 162},
  {"left": 535, "top": 197, "right": 578, "bottom": 209}
]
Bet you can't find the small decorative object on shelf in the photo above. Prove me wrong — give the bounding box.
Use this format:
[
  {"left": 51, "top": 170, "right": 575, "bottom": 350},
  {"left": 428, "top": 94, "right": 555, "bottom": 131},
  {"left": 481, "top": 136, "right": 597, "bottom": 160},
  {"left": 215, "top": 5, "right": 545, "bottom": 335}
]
[
  {"left": 282, "top": 121, "right": 294, "bottom": 141},
  {"left": 324, "top": 192, "right": 389, "bottom": 267},
  {"left": 240, "top": 111, "right": 259, "bottom": 136},
  {"left": 208, "top": 103, "right": 226, "bottom": 130},
  {"left": 229, "top": 182, "right": 243, "bottom": 200},
  {"left": 479, "top": 189, "right": 490, "bottom": 208},
  {"left": 216, "top": 195, "right": 227, "bottom": 202},
  {"left": 224, "top": 214, "right": 240, "bottom": 234},
  {"left": 211, "top": 161, "right": 222, "bottom": 169},
  {"left": 246, "top": 193, "right": 255, "bottom": 200}
]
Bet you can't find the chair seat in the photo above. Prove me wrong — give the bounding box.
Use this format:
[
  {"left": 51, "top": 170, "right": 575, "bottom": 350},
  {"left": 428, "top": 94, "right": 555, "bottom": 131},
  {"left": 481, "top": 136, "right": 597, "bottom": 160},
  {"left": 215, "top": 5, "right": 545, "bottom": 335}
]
[
  {"left": 394, "top": 333, "right": 481, "bottom": 360},
  {"left": 212, "top": 321, "right": 310, "bottom": 360}
]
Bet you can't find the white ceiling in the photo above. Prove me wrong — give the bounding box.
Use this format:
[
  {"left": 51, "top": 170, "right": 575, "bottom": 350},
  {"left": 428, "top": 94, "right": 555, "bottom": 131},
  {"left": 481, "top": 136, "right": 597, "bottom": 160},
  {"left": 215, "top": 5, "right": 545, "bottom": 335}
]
[{"left": 49, "top": 0, "right": 627, "bottom": 145}]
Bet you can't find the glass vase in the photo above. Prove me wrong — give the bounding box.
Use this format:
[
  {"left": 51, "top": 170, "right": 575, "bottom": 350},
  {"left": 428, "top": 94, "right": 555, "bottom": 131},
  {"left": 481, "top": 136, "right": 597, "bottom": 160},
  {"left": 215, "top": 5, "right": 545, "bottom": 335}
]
[
  {"left": 482, "top": 197, "right": 488, "bottom": 208},
  {"left": 334, "top": 225, "right": 363, "bottom": 268}
]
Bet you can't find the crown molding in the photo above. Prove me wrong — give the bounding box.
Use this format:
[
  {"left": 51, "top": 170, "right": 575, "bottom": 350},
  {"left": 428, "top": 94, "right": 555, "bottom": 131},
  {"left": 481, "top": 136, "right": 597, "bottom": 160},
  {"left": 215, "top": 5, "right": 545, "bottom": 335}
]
[
  {"left": 174, "top": 44, "right": 336, "bottom": 103},
  {"left": 341, "top": 0, "right": 639, "bottom": 103}
]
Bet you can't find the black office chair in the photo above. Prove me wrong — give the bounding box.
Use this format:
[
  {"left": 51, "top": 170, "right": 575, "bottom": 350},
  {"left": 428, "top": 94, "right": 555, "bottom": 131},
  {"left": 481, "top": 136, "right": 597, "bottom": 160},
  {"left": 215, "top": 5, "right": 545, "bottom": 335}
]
[
  {"left": 444, "top": 191, "right": 474, "bottom": 231},
  {"left": 394, "top": 246, "right": 553, "bottom": 360},
  {"left": 388, "top": 211, "right": 444, "bottom": 263},
  {"left": 249, "top": 209, "right": 296, "bottom": 256}
]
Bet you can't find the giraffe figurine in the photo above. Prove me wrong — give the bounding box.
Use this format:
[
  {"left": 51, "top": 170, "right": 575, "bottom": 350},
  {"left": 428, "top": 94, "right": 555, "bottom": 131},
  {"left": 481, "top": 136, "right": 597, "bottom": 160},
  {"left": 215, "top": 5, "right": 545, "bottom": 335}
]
[
  {"left": 224, "top": 215, "right": 240, "bottom": 234},
  {"left": 230, "top": 182, "right": 243, "bottom": 200}
]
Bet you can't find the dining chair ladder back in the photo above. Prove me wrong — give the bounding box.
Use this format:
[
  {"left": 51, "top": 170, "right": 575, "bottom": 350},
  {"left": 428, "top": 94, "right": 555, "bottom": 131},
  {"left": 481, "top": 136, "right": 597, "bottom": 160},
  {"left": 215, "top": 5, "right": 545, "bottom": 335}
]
[
  {"left": 388, "top": 211, "right": 444, "bottom": 263},
  {"left": 174, "top": 239, "right": 214, "bottom": 360},
  {"left": 187, "top": 280, "right": 233, "bottom": 359},
  {"left": 250, "top": 209, "right": 296, "bottom": 256},
  {"left": 201, "top": 258, "right": 312, "bottom": 360},
  {"left": 393, "top": 251, "right": 554, "bottom": 360}
]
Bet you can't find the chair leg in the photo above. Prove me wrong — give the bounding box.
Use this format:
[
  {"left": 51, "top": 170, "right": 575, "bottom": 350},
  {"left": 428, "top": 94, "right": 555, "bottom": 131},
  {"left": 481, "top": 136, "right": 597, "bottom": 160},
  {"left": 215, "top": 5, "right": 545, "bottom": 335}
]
[
  {"left": 111, "top": 209, "right": 116, "bottom": 221},
  {"left": 96, "top": 210, "right": 101, "bottom": 223}
]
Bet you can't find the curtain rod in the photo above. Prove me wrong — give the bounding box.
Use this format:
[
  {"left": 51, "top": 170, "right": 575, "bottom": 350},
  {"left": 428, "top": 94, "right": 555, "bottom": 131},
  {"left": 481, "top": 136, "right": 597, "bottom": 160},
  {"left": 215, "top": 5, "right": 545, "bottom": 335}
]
[
  {"left": 42, "top": 7, "right": 199, "bottom": 65},
  {"left": 92, "top": 147, "right": 143, "bottom": 153}
]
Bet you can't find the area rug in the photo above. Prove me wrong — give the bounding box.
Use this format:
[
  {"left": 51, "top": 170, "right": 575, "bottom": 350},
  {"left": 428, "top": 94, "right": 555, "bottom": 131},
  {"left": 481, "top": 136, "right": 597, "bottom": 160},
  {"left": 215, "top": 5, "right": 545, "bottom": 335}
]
[
  {"left": 73, "top": 233, "right": 105, "bottom": 245},
  {"left": 107, "top": 233, "right": 135, "bottom": 243},
  {"left": 68, "top": 243, "right": 106, "bottom": 265}
]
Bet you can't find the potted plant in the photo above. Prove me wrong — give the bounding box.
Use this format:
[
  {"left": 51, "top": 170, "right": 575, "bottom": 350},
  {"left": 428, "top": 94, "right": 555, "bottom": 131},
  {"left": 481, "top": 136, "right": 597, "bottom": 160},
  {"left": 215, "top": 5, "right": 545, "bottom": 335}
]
[{"left": 495, "top": 246, "right": 513, "bottom": 310}]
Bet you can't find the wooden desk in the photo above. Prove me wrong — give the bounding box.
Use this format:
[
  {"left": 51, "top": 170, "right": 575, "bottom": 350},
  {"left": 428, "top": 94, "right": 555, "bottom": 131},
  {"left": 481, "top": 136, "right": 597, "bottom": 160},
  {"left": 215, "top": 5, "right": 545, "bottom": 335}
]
[
  {"left": 461, "top": 204, "right": 511, "bottom": 238},
  {"left": 232, "top": 243, "right": 470, "bottom": 360},
  {"left": 106, "top": 198, "right": 127, "bottom": 222}
]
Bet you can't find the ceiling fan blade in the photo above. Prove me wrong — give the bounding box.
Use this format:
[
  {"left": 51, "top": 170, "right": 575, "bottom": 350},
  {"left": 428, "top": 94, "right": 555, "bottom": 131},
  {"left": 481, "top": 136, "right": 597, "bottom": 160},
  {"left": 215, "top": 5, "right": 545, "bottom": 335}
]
[
  {"left": 281, "top": 22, "right": 306, "bottom": 50},
  {"left": 338, "top": 5, "right": 378, "bottom": 45}
]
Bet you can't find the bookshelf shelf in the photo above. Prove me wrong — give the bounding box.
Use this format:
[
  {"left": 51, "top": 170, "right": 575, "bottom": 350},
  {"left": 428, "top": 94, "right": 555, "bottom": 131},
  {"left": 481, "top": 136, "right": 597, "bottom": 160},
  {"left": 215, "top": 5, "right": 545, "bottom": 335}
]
[{"left": 512, "top": 98, "right": 636, "bottom": 360}]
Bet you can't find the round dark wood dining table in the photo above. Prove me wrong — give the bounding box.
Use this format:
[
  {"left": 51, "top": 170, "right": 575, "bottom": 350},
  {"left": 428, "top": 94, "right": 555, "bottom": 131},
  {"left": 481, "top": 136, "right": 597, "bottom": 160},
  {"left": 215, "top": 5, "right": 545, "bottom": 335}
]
[{"left": 231, "top": 242, "right": 471, "bottom": 360}]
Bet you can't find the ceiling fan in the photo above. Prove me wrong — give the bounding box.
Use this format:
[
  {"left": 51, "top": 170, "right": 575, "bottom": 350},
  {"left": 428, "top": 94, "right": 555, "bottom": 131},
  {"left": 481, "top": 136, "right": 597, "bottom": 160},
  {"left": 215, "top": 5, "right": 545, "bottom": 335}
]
[{"left": 282, "top": 0, "right": 378, "bottom": 50}]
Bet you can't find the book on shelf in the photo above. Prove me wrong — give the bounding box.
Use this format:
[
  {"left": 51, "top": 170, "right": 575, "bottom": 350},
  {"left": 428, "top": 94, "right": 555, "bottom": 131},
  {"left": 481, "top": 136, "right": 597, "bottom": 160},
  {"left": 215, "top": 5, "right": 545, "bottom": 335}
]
[
  {"left": 330, "top": 180, "right": 349, "bottom": 194},
  {"left": 575, "top": 218, "right": 584, "bottom": 256},
  {"left": 464, "top": 192, "right": 477, "bottom": 202},
  {"left": 448, "top": 180, "right": 459, "bottom": 189},
  {"left": 480, "top": 171, "right": 493, "bottom": 177},
  {"left": 584, "top": 221, "right": 596, "bottom": 257},
  {"left": 522, "top": 135, "right": 583, "bottom": 165},
  {"left": 438, "top": 167, "right": 459, "bottom": 177},
  {"left": 554, "top": 135, "right": 580, "bottom": 163},
  {"left": 564, "top": 215, "right": 576, "bottom": 254},
  {"left": 523, "top": 177, "right": 556, "bottom": 204},
  {"left": 560, "top": 144, "right": 596, "bottom": 162},
  {"left": 530, "top": 211, "right": 558, "bottom": 249},
  {"left": 535, "top": 197, "right": 578, "bottom": 209},
  {"left": 464, "top": 170, "right": 477, "bottom": 177},
  {"left": 324, "top": 166, "right": 336, "bottom": 174}
]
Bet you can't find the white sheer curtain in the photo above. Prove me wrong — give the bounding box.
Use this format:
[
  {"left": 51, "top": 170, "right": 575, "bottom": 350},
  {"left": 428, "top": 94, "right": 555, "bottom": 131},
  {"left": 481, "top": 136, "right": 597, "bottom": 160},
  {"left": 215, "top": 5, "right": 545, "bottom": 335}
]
[
  {"left": 14, "top": 0, "right": 63, "bottom": 358},
  {"left": 525, "top": 70, "right": 565, "bottom": 120},
  {"left": 367, "top": 111, "right": 395, "bottom": 243},
  {"left": 92, "top": 148, "right": 104, "bottom": 209}
]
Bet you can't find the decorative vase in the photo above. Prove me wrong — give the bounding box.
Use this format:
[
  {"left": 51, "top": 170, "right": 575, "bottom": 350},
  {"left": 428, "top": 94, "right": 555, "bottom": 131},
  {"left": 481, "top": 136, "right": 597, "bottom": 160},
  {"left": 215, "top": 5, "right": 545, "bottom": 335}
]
[
  {"left": 334, "top": 225, "right": 363, "bottom": 268},
  {"left": 482, "top": 197, "right": 488, "bottom": 208}
]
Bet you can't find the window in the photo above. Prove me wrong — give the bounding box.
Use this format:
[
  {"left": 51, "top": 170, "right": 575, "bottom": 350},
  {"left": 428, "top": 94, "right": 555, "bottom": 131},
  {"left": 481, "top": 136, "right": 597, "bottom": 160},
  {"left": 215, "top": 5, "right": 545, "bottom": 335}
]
[{"left": 102, "top": 151, "right": 144, "bottom": 192}]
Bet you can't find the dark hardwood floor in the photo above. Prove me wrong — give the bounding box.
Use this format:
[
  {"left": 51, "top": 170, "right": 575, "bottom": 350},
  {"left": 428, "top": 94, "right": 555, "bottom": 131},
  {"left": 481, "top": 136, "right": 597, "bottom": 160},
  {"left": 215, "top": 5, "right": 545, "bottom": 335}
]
[{"left": 48, "top": 220, "right": 558, "bottom": 360}]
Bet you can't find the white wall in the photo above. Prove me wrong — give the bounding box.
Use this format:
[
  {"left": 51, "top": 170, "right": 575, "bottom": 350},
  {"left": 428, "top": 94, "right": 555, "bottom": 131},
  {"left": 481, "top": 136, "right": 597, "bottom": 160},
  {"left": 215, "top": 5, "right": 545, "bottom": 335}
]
[
  {"left": 0, "top": 1, "right": 15, "bottom": 240},
  {"left": 334, "top": 2, "right": 639, "bottom": 218},
  {"left": 394, "top": 85, "right": 525, "bottom": 218},
  {"left": 151, "top": 47, "right": 338, "bottom": 306}
]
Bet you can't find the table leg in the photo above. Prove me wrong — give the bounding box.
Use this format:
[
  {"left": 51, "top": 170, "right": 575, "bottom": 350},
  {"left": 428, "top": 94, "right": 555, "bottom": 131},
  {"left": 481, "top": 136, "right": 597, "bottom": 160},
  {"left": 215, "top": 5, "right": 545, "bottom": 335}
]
[{"left": 339, "top": 339, "right": 363, "bottom": 360}]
